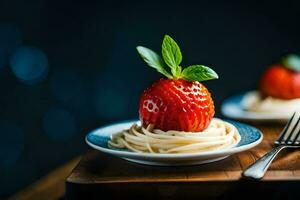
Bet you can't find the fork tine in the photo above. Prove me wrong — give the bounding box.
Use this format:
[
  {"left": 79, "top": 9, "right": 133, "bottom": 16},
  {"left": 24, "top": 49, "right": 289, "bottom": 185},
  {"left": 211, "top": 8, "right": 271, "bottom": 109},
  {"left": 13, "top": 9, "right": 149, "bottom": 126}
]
[
  {"left": 292, "top": 130, "right": 300, "bottom": 145},
  {"left": 291, "top": 115, "right": 300, "bottom": 145},
  {"left": 276, "top": 112, "right": 296, "bottom": 144},
  {"left": 286, "top": 116, "right": 300, "bottom": 144}
]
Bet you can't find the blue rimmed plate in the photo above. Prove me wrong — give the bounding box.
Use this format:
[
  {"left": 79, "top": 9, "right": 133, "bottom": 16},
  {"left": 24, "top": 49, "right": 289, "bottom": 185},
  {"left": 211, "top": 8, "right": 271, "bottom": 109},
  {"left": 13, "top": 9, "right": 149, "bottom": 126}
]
[
  {"left": 221, "top": 91, "right": 290, "bottom": 122},
  {"left": 86, "top": 120, "right": 263, "bottom": 166}
]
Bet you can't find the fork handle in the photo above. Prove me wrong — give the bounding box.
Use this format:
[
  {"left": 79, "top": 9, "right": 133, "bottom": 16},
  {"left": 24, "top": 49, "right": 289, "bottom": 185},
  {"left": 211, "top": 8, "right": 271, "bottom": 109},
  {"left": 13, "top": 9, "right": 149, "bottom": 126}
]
[{"left": 242, "top": 145, "right": 286, "bottom": 180}]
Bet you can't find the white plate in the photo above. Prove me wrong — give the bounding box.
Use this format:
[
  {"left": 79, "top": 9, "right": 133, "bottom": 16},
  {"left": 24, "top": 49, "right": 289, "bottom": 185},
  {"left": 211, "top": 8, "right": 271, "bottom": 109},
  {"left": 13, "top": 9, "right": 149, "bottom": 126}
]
[
  {"left": 86, "top": 120, "right": 263, "bottom": 166},
  {"left": 221, "top": 92, "right": 293, "bottom": 122}
]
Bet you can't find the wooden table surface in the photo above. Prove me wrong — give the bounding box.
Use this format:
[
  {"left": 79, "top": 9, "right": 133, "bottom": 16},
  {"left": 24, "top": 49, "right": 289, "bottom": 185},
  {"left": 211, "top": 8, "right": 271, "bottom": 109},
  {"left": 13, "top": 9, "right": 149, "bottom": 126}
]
[
  {"left": 8, "top": 157, "right": 80, "bottom": 200},
  {"left": 9, "top": 124, "right": 299, "bottom": 200},
  {"left": 66, "top": 124, "right": 300, "bottom": 199}
]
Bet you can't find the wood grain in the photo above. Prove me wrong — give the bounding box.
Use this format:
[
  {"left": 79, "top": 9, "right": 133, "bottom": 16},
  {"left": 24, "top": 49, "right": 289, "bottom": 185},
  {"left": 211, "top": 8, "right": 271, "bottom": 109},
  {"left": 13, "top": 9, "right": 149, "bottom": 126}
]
[
  {"left": 66, "top": 124, "right": 300, "bottom": 199},
  {"left": 10, "top": 124, "right": 299, "bottom": 200},
  {"left": 8, "top": 157, "right": 80, "bottom": 200},
  {"left": 67, "top": 124, "right": 300, "bottom": 184}
]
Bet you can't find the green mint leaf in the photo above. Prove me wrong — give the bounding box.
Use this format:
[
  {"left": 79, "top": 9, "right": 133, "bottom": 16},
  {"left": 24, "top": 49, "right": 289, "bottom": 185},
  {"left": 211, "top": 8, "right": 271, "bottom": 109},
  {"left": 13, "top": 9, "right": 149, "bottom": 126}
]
[
  {"left": 181, "top": 65, "right": 219, "bottom": 82},
  {"left": 282, "top": 54, "right": 300, "bottom": 72},
  {"left": 136, "top": 46, "right": 172, "bottom": 78},
  {"left": 162, "top": 35, "right": 182, "bottom": 77}
]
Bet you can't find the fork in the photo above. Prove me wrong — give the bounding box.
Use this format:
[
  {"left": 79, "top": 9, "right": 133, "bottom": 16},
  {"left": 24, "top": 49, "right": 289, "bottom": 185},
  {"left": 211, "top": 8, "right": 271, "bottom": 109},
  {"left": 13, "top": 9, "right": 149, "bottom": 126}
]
[{"left": 242, "top": 112, "right": 300, "bottom": 180}]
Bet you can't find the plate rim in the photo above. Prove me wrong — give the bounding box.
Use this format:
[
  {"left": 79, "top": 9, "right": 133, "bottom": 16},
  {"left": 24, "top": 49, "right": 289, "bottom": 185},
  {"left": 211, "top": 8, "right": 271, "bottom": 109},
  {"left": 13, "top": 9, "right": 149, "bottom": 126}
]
[
  {"left": 85, "top": 119, "right": 263, "bottom": 159},
  {"left": 221, "top": 91, "right": 292, "bottom": 121}
]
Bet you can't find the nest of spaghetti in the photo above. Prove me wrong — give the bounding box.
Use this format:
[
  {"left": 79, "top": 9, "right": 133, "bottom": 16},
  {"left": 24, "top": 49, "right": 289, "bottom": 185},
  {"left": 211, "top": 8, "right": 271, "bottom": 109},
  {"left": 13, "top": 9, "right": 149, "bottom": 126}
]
[{"left": 108, "top": 119, "right": 241, "bottom": 154}]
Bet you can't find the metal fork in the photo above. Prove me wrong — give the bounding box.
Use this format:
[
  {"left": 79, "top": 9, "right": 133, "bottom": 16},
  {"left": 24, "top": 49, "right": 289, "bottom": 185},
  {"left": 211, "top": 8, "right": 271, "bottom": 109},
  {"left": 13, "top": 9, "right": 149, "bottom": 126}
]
[{"left": 242, "top": 112, "right": 300, "bottom": 180}]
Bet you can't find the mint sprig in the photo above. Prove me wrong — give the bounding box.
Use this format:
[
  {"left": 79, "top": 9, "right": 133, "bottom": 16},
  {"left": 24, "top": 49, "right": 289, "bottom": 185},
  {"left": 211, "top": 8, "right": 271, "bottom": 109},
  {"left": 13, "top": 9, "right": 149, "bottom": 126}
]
[
  {"left": 136, "top": 46, "right": 172, "bottom": 78},
  {"left": 162, "top": 35, "right": 182, "bottom": 77},
  {"left": 282, "top": 54, "right": 300, "bottom": 72},
  {"left": 136, "top": 35, "right": 219, "bottom": 82},
  {"left": 182, "top": 65, "right": 219, "bottom": 82}
]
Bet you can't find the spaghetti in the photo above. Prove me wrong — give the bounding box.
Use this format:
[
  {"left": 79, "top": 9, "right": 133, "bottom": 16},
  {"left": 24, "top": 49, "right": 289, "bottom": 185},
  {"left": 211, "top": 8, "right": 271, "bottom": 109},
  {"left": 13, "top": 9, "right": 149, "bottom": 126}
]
[
  {"left": 242, "top": 91, "right": 300, "bottom": 114},
  {"left": 108, "top": 118, "right": 240, "bottom": 154}
]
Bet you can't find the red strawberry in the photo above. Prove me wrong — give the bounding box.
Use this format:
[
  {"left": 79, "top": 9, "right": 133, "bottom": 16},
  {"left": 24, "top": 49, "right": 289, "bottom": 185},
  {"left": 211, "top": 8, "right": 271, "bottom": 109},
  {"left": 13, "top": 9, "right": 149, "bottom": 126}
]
[
  {"left": 260, "top": 64, "right": 300, "bottom": 99},
  {"left": 137, "top": 35, "right": 218, "bottom": 132},
  {"left": 139, "top": 79, "right": 215, "bottom": 132}
]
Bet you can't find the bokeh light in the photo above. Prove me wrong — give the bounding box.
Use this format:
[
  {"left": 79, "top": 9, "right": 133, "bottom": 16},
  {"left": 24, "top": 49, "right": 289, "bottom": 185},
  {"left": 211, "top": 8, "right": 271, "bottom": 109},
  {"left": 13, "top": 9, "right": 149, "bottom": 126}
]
[
  {"left": 42, "top": 107, "right": 77, "bottom": 141},
  {"left": 0, "top": 24, "right": 22, "bottom": 69},
  {"left": 10, "top": 46, "right": 48, "bottom": 84},
  {"left": 0, "top": 121, "right": 24, "bottom": 169}
]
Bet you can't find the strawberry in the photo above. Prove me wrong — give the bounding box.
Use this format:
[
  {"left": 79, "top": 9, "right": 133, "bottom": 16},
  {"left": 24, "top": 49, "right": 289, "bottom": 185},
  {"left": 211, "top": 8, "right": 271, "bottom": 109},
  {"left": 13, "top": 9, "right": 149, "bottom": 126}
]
[
  {"left": 260, "top": 55, "right": 300, "bottom": 99},
  {"left": 136, "top": 35, "right": 218, "bottom": 132},
  {"left": 139, "top": 79, "right": 214, "bottom": 132}
]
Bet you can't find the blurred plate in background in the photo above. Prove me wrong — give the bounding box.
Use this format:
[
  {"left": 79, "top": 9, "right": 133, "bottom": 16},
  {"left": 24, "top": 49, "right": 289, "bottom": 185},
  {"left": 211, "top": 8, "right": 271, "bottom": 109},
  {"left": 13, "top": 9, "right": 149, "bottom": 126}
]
[{"left": 221, "top": 92, "right": 292, "bottom": 122}]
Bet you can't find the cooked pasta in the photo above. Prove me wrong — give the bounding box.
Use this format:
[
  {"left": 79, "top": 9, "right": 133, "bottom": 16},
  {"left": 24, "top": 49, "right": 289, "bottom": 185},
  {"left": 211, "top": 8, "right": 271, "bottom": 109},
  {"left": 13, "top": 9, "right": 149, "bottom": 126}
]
[
  {"left": 108, "top": 118, "right": 240, "bottom": 154},
  {"left": 242, "top": 91, "right": 300, "bottom": 114}
]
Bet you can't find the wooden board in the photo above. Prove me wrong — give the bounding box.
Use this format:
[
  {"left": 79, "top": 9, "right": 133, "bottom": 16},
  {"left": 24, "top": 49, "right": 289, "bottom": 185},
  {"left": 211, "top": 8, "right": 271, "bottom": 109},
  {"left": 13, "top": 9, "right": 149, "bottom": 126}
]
[
  {"left": 8, "top": 157, "right": 80, "bottom": 200},
  {"left": 66, "top": 124, "right": 300, "bottom": 199}
]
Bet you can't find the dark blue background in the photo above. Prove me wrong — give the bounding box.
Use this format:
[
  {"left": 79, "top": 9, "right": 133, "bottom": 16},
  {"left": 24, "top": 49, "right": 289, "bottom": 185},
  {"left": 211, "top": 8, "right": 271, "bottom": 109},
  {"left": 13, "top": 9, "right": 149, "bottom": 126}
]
[{"left": 0, "top": 0, "right": 300, "bottom": 198}]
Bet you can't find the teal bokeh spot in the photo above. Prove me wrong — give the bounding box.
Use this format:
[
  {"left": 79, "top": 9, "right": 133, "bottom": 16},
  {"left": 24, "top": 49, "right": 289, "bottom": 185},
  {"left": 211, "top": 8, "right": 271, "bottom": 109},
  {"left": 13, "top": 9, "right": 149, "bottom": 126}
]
[{"left": 10, "top": 46, "right": 48, "bottom": 84}]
